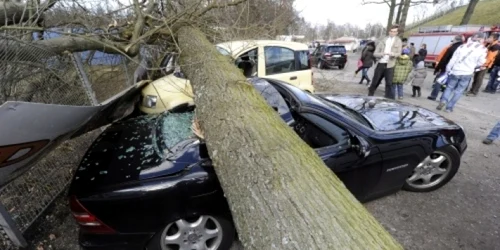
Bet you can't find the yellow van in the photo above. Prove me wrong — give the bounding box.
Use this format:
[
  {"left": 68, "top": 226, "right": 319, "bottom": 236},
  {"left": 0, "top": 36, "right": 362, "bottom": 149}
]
[{"left": 139, "top": 40, "right": 314, "bottom": 114}]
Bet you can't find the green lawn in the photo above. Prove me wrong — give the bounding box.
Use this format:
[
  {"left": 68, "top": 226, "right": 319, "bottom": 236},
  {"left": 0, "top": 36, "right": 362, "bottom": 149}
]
[{"left": 406, "top": 0, "right": 500, "bottom": 35}]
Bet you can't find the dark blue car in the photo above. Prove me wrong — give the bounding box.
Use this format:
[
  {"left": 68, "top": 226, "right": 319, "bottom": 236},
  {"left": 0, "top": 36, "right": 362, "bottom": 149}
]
[{"left": 69, "top": 78, "right": 467, "bottom": 250}]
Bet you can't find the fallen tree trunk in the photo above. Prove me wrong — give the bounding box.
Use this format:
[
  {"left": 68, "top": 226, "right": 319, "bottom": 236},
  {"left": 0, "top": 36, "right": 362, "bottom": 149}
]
[{"left": 177, "top": 25, "right": 403, "bottom": 249}]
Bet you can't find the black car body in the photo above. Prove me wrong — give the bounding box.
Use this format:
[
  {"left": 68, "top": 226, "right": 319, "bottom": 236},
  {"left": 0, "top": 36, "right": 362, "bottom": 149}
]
[
  {"left": 311, "top": 45, "right": 348, "bottom": 69},
  {"left": 69, "top": 78, "right": 467, "bottom": 250}
]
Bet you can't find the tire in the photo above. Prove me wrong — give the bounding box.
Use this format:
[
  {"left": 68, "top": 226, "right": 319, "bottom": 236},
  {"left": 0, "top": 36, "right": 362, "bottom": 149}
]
[
  {"left": 147, "top": 215, "right": 235, "bottom": 250},
  {"left": 403, "top": 145, "right": 461, "bottom": 192},
  {"left": 339, "top": 64, "right": 345, "bottom": 70}
]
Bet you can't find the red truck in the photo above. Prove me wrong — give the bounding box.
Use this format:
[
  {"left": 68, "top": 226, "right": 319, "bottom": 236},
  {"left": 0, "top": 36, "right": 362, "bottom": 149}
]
[{"left": 408, "top": 25, "right": 500, "bottom": 67}]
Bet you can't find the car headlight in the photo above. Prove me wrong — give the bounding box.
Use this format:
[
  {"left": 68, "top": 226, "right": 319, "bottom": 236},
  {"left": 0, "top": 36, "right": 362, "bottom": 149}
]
[{"left": 142, "top": 95, "right": 157, "bottom": 108}]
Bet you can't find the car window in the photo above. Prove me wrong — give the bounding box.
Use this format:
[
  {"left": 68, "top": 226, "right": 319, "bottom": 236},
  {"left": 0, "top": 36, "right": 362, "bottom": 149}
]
[
  {"left": 326, "top": 46, "right": 346, "bottom": 54},
  {"left": 301, "top": 113, "right": 350, "bottom": 147},
  {"left": 235, "top": 48, "right": 258, "bottom": 77},
  {"left": 297, "top": 50, "right": 310, "bottom": 70},
  {"left": 292, "top": 112, "right": 337, "bottom": 149},
  {"left": 264, "top": 46, "right": 296, "bottom": 75},
  {"left": 248, "top": 78, "right": 292, "bottom": 119},
  {"left": 156, "top": 112, "right": 196, "bottom": 156},
  {"left": 216, "top": 46, "right": 230, "bottom": 56}
]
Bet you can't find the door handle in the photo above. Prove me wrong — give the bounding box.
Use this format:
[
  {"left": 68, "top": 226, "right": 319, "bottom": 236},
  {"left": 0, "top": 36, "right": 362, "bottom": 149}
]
[{"left": 290, "top": 76, "right": 297, "bottom": 80}]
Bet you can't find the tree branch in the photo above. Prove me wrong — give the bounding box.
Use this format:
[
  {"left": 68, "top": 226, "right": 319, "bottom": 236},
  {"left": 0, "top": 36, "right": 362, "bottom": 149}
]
[
  {"left": 0, "top": 0, "right": 58, "bottom": 26},
  {"left": 197, "top": 0, "right": 248, "bottom": 17},
  {"left": 127, "top": 0, "right": 156, "bottom": 55}
]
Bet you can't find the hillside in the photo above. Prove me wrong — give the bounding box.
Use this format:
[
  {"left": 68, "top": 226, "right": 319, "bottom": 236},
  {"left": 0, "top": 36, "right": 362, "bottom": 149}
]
[{"left": 406, "top": 0, "right": 500, "bottom": 35}]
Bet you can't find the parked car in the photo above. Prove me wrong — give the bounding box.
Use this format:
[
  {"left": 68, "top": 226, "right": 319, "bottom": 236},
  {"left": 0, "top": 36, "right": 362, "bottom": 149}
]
[
  {"left": 69, "top": 78, "right": 467, "bottom": 250},
  {"left": 139, "top": 40, "right": 314, "bottom": 114},
  {"left": 310, "top": 44, "right": 348, "bottom": 69}
]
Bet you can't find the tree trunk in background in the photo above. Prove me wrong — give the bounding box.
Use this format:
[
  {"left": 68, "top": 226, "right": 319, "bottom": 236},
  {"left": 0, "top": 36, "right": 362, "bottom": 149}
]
[
  {"left": 395, "top": 0, "right": 404, "bottom": 24},
  {"left": 177, "top": 25, "right": 403, "bottom": 250},
  {"left": 386, "top": 0, "right": 397, "bottom": 33},
  {"left": 460, "top": 0, "right": 480, "bottom": 25},
  {"left": 398, "top": 0, "right": 412, "bottom": 35}
]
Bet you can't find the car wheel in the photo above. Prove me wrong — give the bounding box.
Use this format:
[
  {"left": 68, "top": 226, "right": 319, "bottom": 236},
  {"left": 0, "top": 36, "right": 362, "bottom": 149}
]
[
  {"left": 339, "top": 64, "right": 345, "bottom": 70},
  {"left": 403, "top": 146, "right": 461, "bottom": 192},
  {"left": 148, "top": 215, "right": 235, "bottom": 250}
]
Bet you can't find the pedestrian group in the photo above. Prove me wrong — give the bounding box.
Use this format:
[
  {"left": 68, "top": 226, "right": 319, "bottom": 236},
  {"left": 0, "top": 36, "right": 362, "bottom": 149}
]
[{"left": 354, "top": 24, "right": 500, "bottom": 145}]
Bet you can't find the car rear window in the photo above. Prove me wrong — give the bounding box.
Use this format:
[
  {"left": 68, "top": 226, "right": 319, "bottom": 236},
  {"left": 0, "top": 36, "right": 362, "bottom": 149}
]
[
  {"left": 297, "top": 50, "right": 310, "bottom": 70},
  {"left": 326, "top": 46, "right": 346, "bottom": 53}
]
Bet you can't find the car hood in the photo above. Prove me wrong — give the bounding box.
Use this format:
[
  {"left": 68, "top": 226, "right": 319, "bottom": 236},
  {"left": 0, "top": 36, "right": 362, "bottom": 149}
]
[
  {"left": 69, "top": 113, "right": 201, "bottom": 194},
  {"left": 318, "top": 95, "right": 459, "bottom": 131}
]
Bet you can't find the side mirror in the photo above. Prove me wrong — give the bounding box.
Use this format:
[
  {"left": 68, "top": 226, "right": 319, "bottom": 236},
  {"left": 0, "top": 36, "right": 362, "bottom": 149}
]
[{"left": 352, "top": 135, "right": 370, "bottom": 158}]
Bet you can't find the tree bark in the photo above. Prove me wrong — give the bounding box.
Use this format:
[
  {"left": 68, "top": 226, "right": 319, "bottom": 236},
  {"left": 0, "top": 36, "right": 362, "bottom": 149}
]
[
  {"left": 0, "top": 35, "right": 129, "bottom": 63},
  {"left": 395, "top": 0, "right": 404, "bottom": 24},
  {"left": 0, "top": 1, "right": 30, "bottom": 25},
  {"left": 398, "top": 0, "right": 411, "bottom": 35},
  {"left": 386, "top": 0, "right": 397, "bottom": 33},
  {"left": 177, "top": 25, "right": 402, "bottom": 250},
  {"left": 460, "top": 0, "right": 479, "bottom": 25},
  {"left": 0, "top": 0, "right": 58, "bottom": 26}
]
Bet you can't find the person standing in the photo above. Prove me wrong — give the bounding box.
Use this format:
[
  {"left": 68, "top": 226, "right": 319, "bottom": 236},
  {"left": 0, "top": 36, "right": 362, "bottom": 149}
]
[
  {"left": 392, "top": 48, "right": 413, "bottom": 99},
  {"left": 483, "top": 121, "right": 500, "bottom": 145},
  {"left": 407, "top": 60, "right": 428, "bottom": 97},
  {"left": 409, "top": 42, "right": 416, "bottom": 59},
  {"left": 483, "top": 35, "right": 500, "bottom": 94},
  {"left": 414, "top": 43, "right": 427, "bottom": 65},
  {"left": 428, "top": 35, "right": 464, "bottom": 100},
  {"left": 368, "top": 25, "right": 403, "bottom": 98},
  {"left": 355, "top": 41, "right": 376, "bottom": 85},
  {"left": 467, "top": 33, "right": 499, "bottom": 96},
  {"left": 436, "top": 33, "right": 487, "bottom": 112}
]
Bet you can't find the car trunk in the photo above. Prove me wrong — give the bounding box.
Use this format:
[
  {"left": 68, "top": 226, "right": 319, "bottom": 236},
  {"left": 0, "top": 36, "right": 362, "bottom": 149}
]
[{"left": 69, "top": 112, "right": 198, "bottom": 196}]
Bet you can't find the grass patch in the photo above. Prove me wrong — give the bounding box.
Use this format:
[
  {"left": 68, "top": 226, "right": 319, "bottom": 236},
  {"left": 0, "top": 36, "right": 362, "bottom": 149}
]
[{"left": 406, "top": 0, "right": 500, "bottom": 35}]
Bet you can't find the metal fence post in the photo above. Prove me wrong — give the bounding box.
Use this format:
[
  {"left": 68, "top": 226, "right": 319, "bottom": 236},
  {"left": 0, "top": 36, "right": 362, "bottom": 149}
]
[
  {"left": 70, "top": 52, "right": 99, "bottom": 106},
  {"left": 0, "top": 202, "right": 27, "bottom": 248}
]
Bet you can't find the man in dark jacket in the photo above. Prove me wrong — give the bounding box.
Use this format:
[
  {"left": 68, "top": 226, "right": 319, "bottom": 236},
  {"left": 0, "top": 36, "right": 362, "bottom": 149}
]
[
  {"left": 427, "top": 35, "right": 464, "bottom": 100},
  {"left": 484, "top": 37, "right": 500, "bottom": 93}
]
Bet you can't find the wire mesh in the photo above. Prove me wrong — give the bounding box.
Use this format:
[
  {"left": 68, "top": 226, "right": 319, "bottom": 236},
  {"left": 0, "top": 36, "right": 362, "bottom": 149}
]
[{"left": 0, "top": 31, "right": 136, "bottom": 248}]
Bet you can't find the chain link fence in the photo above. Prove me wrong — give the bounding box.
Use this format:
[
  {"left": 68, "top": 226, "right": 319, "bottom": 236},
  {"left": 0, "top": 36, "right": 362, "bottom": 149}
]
[{"left": 0, "top": 32, "right": 138, "bottom": 249}]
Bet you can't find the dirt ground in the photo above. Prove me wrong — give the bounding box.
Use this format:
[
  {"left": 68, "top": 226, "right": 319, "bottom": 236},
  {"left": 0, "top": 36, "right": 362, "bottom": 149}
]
[{"left": 23, "top": 52, "right": 500, "bottom": 250}]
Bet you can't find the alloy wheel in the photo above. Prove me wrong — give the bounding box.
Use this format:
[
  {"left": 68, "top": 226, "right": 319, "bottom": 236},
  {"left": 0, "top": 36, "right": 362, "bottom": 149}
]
[
  {"left": 161, "top": 215, "right": 223, "bottom": 250},
  {"left": 406, "top": 152, "right": 452, "bottom": 190}
]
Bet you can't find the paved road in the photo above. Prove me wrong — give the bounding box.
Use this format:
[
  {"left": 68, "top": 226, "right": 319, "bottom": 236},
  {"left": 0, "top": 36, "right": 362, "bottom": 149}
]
[{"left": 314, "top": 52, "right": 500, "bottom": 250}]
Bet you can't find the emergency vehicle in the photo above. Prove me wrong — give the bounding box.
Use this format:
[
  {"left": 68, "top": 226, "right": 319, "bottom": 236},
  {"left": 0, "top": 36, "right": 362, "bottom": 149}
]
[{"left": 408, "top": 25, "right": 500, "bottom": 67}]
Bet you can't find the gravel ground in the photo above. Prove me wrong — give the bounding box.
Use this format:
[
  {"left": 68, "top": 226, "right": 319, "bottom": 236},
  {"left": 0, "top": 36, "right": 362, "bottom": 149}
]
[
  {"left": 314, "top": 53, "right": 500, "bottom": 250},
  {"left": 24, "top": 52, "right": 500, "bottom": 250}
]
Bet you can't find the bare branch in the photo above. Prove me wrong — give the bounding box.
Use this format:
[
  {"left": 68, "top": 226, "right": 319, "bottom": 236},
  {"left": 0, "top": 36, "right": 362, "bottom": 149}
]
[
  {"left": 127, "top": 0, "right": 156, "bottom": 55},
  {"left": 197, "top": 0, "right": 248, "bottom": 17},
  {"left": 0, "top": 0, "right": 58, "bottom": 26}
]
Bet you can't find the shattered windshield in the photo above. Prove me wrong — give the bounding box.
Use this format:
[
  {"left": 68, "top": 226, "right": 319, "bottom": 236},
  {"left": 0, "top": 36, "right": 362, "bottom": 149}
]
[{"left": 155, "top": 112, "right": 196, "bottom": 157}]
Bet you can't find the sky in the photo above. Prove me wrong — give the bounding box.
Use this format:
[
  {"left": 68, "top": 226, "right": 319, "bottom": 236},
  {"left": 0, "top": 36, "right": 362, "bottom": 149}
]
[{"left": 294, "top": 0, "right": 430, "bottom": 28}]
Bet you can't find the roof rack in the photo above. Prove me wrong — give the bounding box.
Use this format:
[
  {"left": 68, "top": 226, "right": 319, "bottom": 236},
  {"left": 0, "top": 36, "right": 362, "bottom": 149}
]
[{"left": 418, "top": 25, "right": 486, "bottom": 33}]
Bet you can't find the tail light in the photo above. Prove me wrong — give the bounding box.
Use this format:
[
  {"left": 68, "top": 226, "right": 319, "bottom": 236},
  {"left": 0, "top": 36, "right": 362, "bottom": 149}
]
[
  {"left": 324, "top": 53, "right": 331, "bottom": 57},
  {"left": 70, "top": 195, "right": 116, "bottom": 234}
]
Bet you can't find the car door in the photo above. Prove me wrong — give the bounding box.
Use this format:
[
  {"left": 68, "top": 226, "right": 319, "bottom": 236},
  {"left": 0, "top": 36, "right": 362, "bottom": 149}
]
[
  {"left": 262, "top": 46, "right": 300, "bottom": 87},
  {"left": 310, "top": 47, "right": 320, "bottom": 66},
  {"left": 295, "top": 112, "right": 384, "bottom": 201},
  {"left": 234, "top": 48, "right": 258, "bottom": 78},
  {"left": 295, "top": 50, "right": 314, "bottom": 93}
]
